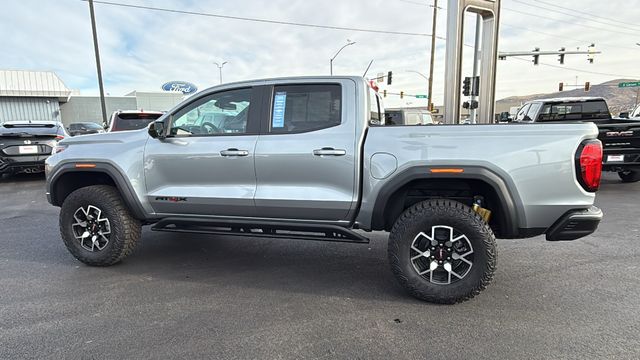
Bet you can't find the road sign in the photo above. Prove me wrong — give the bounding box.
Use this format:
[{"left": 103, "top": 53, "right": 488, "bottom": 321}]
[
  {"left": 619, "top": 81, "right": 640, "bottom": 88},
  {"left": 415, "top": 95, "right": 428, "bottom": 99}
]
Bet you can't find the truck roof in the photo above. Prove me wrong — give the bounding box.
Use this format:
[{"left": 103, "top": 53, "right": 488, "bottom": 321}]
[
  {"left": 528, "top": 96, "right": 606, "bottom": 103},
  {"left": 195, "top": 76, "right": 367, "bottom": 94}
]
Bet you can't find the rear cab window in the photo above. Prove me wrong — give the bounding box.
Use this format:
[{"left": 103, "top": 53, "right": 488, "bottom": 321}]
[
  {"left": 538, "top": 100, "right": 610, "bottom": 121},
  {"left": 113, "top": 112, "right": 163, "bottom": 131},
  {"left": 269, "top": 84, "right": 341, "bottom": 133}
]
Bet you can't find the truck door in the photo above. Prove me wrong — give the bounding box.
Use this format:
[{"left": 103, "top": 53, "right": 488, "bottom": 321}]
[
  {"left": 253, "top": 81, "right": 358, "bottom": 221},
  {"left": 144, "top": 87, "right": 260, "bottom": 216}
]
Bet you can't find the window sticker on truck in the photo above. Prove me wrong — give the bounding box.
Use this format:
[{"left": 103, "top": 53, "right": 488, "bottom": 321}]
[{"left": 272, "top": 92, "right": 287, "bottom": 128}]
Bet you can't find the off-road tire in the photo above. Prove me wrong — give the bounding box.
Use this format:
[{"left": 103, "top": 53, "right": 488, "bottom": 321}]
[
  {"left": 388, "top": 199, "right": 496, "bottom": 304},
  {"left": 60, "top": 185, "right": 141, "bottom": 266},
  {"left": 618, "top": 170, "right": 640, "bottom": 183}
]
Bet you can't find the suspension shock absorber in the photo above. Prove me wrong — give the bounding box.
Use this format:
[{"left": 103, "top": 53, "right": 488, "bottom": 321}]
[{"left": 472, "top": 195, "right": 492, "bottom": 223}]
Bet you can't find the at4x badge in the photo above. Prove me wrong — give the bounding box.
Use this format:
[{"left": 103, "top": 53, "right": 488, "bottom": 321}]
[{"left": 155, "top": 196, "right": 187, "bottom": 202}]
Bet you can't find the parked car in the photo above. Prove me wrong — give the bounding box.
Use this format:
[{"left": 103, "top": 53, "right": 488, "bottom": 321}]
[
  {"left": 385, "top": 108, "right": 435, "bottom": 125},
  {"left": 0, "top": 120, "right": 66, "bottom": 176},
  {"left": 46, "top": 76, "right": 602, "bottom": 304},
  {"left": 514, "top": 97, "right": 640, "bottom": 182},
  {"left": 67, "top": 122, "right": 105, "bottom": 137},
  {"left": 105, "top": 110, "right": 164, "bottom": 132}
]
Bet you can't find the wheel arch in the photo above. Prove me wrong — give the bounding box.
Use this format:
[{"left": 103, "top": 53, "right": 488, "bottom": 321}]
[
  {"left": 47, "top": 162, "right": 148, "bottom": 220},
  {"left": 370, "top": 166, "right": 522, "bottom": 237}
]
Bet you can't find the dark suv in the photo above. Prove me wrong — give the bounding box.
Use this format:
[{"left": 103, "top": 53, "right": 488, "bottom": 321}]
[
  {"left": 105, "top": 110, "right": 164, "bottom": 132},
  {"left": 0, "top": 120, "right": 66, "bottom": 176}
]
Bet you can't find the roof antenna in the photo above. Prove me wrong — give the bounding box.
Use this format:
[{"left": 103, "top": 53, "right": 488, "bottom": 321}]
[{"left": 363, "top": 59, "right": 374, "bottom": 78}]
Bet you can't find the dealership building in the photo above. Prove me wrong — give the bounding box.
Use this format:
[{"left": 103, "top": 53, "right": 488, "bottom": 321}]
[{"left": 0, "top": 70, "right": 184, "bottom": 126}]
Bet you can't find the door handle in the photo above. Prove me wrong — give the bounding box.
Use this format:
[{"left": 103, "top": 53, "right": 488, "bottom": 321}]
[
  {"left": 220, "top": 148, "right": 249, "bottom": 157},
  {"left": 313, "top": 147, "right": 347, "bottom": 156}
]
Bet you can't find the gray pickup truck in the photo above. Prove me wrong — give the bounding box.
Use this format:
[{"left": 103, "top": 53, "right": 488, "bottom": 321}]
[{"left": 45, "top": 76, "right": 603, "bottom": 303}]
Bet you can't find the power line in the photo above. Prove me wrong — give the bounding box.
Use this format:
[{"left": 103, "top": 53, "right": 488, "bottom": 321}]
[
  {"left": 500, "top": 24, "right": 638, "bottom": 51},
  {"left": 533, "top": 0, "right": 640, "bottom": 30},
  {"left": 395, "top": 0, "right": 638, "bottom": 50},
  {"left": 510, "top": 56, "right": 639, "bottom": 78},
  {"left": 509, "top": 0, "right": 640, "bottom": 36},
  {"left": 84, "top": 0, "right": 434, "bottom": 37}
]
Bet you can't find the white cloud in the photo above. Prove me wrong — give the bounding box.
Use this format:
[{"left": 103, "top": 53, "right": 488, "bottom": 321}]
[{"left": 1, "top": 0, "right": 638, "bottom": 108}]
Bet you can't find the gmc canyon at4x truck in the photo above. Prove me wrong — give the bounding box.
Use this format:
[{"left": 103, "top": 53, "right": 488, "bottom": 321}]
[{"left": 46, "top": 76, "right": 603, "bottom": 303}]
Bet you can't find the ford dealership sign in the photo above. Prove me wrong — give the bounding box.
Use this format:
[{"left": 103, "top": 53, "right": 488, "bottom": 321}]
[{"left": 161, "top": 81, "right": 198, "bottom": 94}]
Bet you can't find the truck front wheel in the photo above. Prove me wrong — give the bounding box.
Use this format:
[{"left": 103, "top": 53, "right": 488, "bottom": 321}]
[
  {"left": 618, "top": 170, "right": 640, "bottom": 183},
  {"left": 388, "top": 199, "right": 496, "bottom": 304},
  {"left": 59, "top": 185, "right": 141, "bottom": 266}
]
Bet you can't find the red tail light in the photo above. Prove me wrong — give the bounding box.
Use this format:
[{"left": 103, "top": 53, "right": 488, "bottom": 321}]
[
  {"left": 55, "top": 135, "right": 65, "bottom": 140},
  {"left": 576, "top": 140, "right": 602, "bottom": 192}
]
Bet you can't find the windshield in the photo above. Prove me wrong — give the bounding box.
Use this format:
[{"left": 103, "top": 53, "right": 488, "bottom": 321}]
[
  {"left": 537, "top": 100, "right": 610, "bottom": 121},
  {"left": 114, "top": 113, "right": 163, "bottom": 130}
]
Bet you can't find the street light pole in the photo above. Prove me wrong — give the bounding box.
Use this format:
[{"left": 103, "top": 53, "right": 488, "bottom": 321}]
[
  {"left": 427, "top": 0, "right": 438, "bottom": 111},
  {"left": 88, "top": 0, "right": 108, "bottom": 125},
  {"left": 406, "top": 70, "right": 430, "bottom": 101},
  {"left": 213, "top": 61, "right": 228, "bottom": 84},
  {"left": 330, "top": 40, "right": 356, "bottom": 76}
]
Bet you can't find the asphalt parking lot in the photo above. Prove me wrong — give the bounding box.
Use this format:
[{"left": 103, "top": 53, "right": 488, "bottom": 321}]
[{"left": 1, "top": 173, "right": 639, "bottom": 359}]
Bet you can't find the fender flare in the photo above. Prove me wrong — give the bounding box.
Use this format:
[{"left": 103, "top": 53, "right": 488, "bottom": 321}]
[
  {"left": 370, "top": 165, "right": 523, "bottom": 236},
  {"left": 47, "top": 162, "right": 149, "bottom": 220}
]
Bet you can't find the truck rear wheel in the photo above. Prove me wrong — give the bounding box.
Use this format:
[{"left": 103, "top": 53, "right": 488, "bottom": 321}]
[
  {"left": 59, "top": 185, "right": 141, "bottom": 266},
  {"left": 618, "top": 170, "right": 640, "bottom": 183},
  {"left": 388, "top": 199, "right": 496, "bottom": 304}
]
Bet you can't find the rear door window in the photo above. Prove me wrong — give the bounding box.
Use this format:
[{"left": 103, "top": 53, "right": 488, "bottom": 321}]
[{"left": 269, "top": 84, "right": 341, "bottom": 134}]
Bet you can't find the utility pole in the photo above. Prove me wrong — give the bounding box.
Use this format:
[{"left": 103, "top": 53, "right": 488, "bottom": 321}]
[
  {"left": 213, "top": 61, "right": 228, "bottom": 84},
  {"left": 427, "top": 0, "right": 438, "bottom": 111},
  {"left": 88, "top": 0, "right": 108, "bottom": 125}
]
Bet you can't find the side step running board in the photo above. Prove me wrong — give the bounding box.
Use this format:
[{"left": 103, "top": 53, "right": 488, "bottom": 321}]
[{"left": 151, "top": 217, "right": 370, "bottom": 244}]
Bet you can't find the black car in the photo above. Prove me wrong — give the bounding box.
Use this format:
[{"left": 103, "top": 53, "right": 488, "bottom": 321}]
[
  {"left": 514, "top": 97, "right": 640, "bottom": 183},
  {"left": 0, "top": 120, "right": 66, "bottom": 176},
  {"left": 67, "top": 122, "right": 105, "bottom": 137}
]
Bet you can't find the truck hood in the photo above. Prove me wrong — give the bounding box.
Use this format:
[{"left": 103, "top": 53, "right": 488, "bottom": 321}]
[{"left": 60, "top": 128, "right": 149, "bottom": 145}]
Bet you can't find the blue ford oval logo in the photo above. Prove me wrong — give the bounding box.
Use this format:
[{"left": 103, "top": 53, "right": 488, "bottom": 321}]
[{"left": 161, "top": 81, "right": 198, "bottom": 94}]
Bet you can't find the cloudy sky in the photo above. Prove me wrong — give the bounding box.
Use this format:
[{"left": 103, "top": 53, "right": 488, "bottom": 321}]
[{"left": 2, "top": 0, "right": 639, "bottom": 107}]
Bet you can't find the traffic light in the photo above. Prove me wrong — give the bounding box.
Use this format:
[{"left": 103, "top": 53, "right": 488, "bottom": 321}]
[
  {"left": 383, "top": 89, "right": 387, "bottom": 97},
  {"left": 587, "top": 44, "right": 596, "bottom": 64},
  {"left": 387, "top": 71, "right": 393, "bottom": 85},
  {"left": 585, "top": 82, "right": 591, "bottom": 92},
  {"left": 462, "top": 77, "right": 471, "bottom": 96},
  {"left": 462, "top": 101, "right": 470, "bottom": 109},
  {"left": 558, "top": 47, "right": 565, "bottom": 65},
  {"left": 470, "top": 100, "right": 478, "bottom": 109},
  {"left": 400, "top": 91, "right": 404, "bottom": 99},
  {"left": 533, "top": 47, "right": 540, "bottom": 65},
  {"left": 472, "top": 76, "right": 480, "bottom": 96},
  {"left": 558, "top": 82, "right": 564, "bottom": 91}
]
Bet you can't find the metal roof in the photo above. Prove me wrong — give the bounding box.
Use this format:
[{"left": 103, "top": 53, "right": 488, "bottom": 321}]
[{"left": 0, "top": 70, "right": 71, "bottom": 101}]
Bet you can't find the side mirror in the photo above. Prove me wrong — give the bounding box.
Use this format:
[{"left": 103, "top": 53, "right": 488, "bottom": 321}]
[
  {"left": 148, "top": 120, "right": 166, "bottom": 139},
  {"left": 619, "top": 112, "right": 630, "bottom": 119},
  {"left": 103, "top": 122, "right": 108, "bottom": 130}
]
